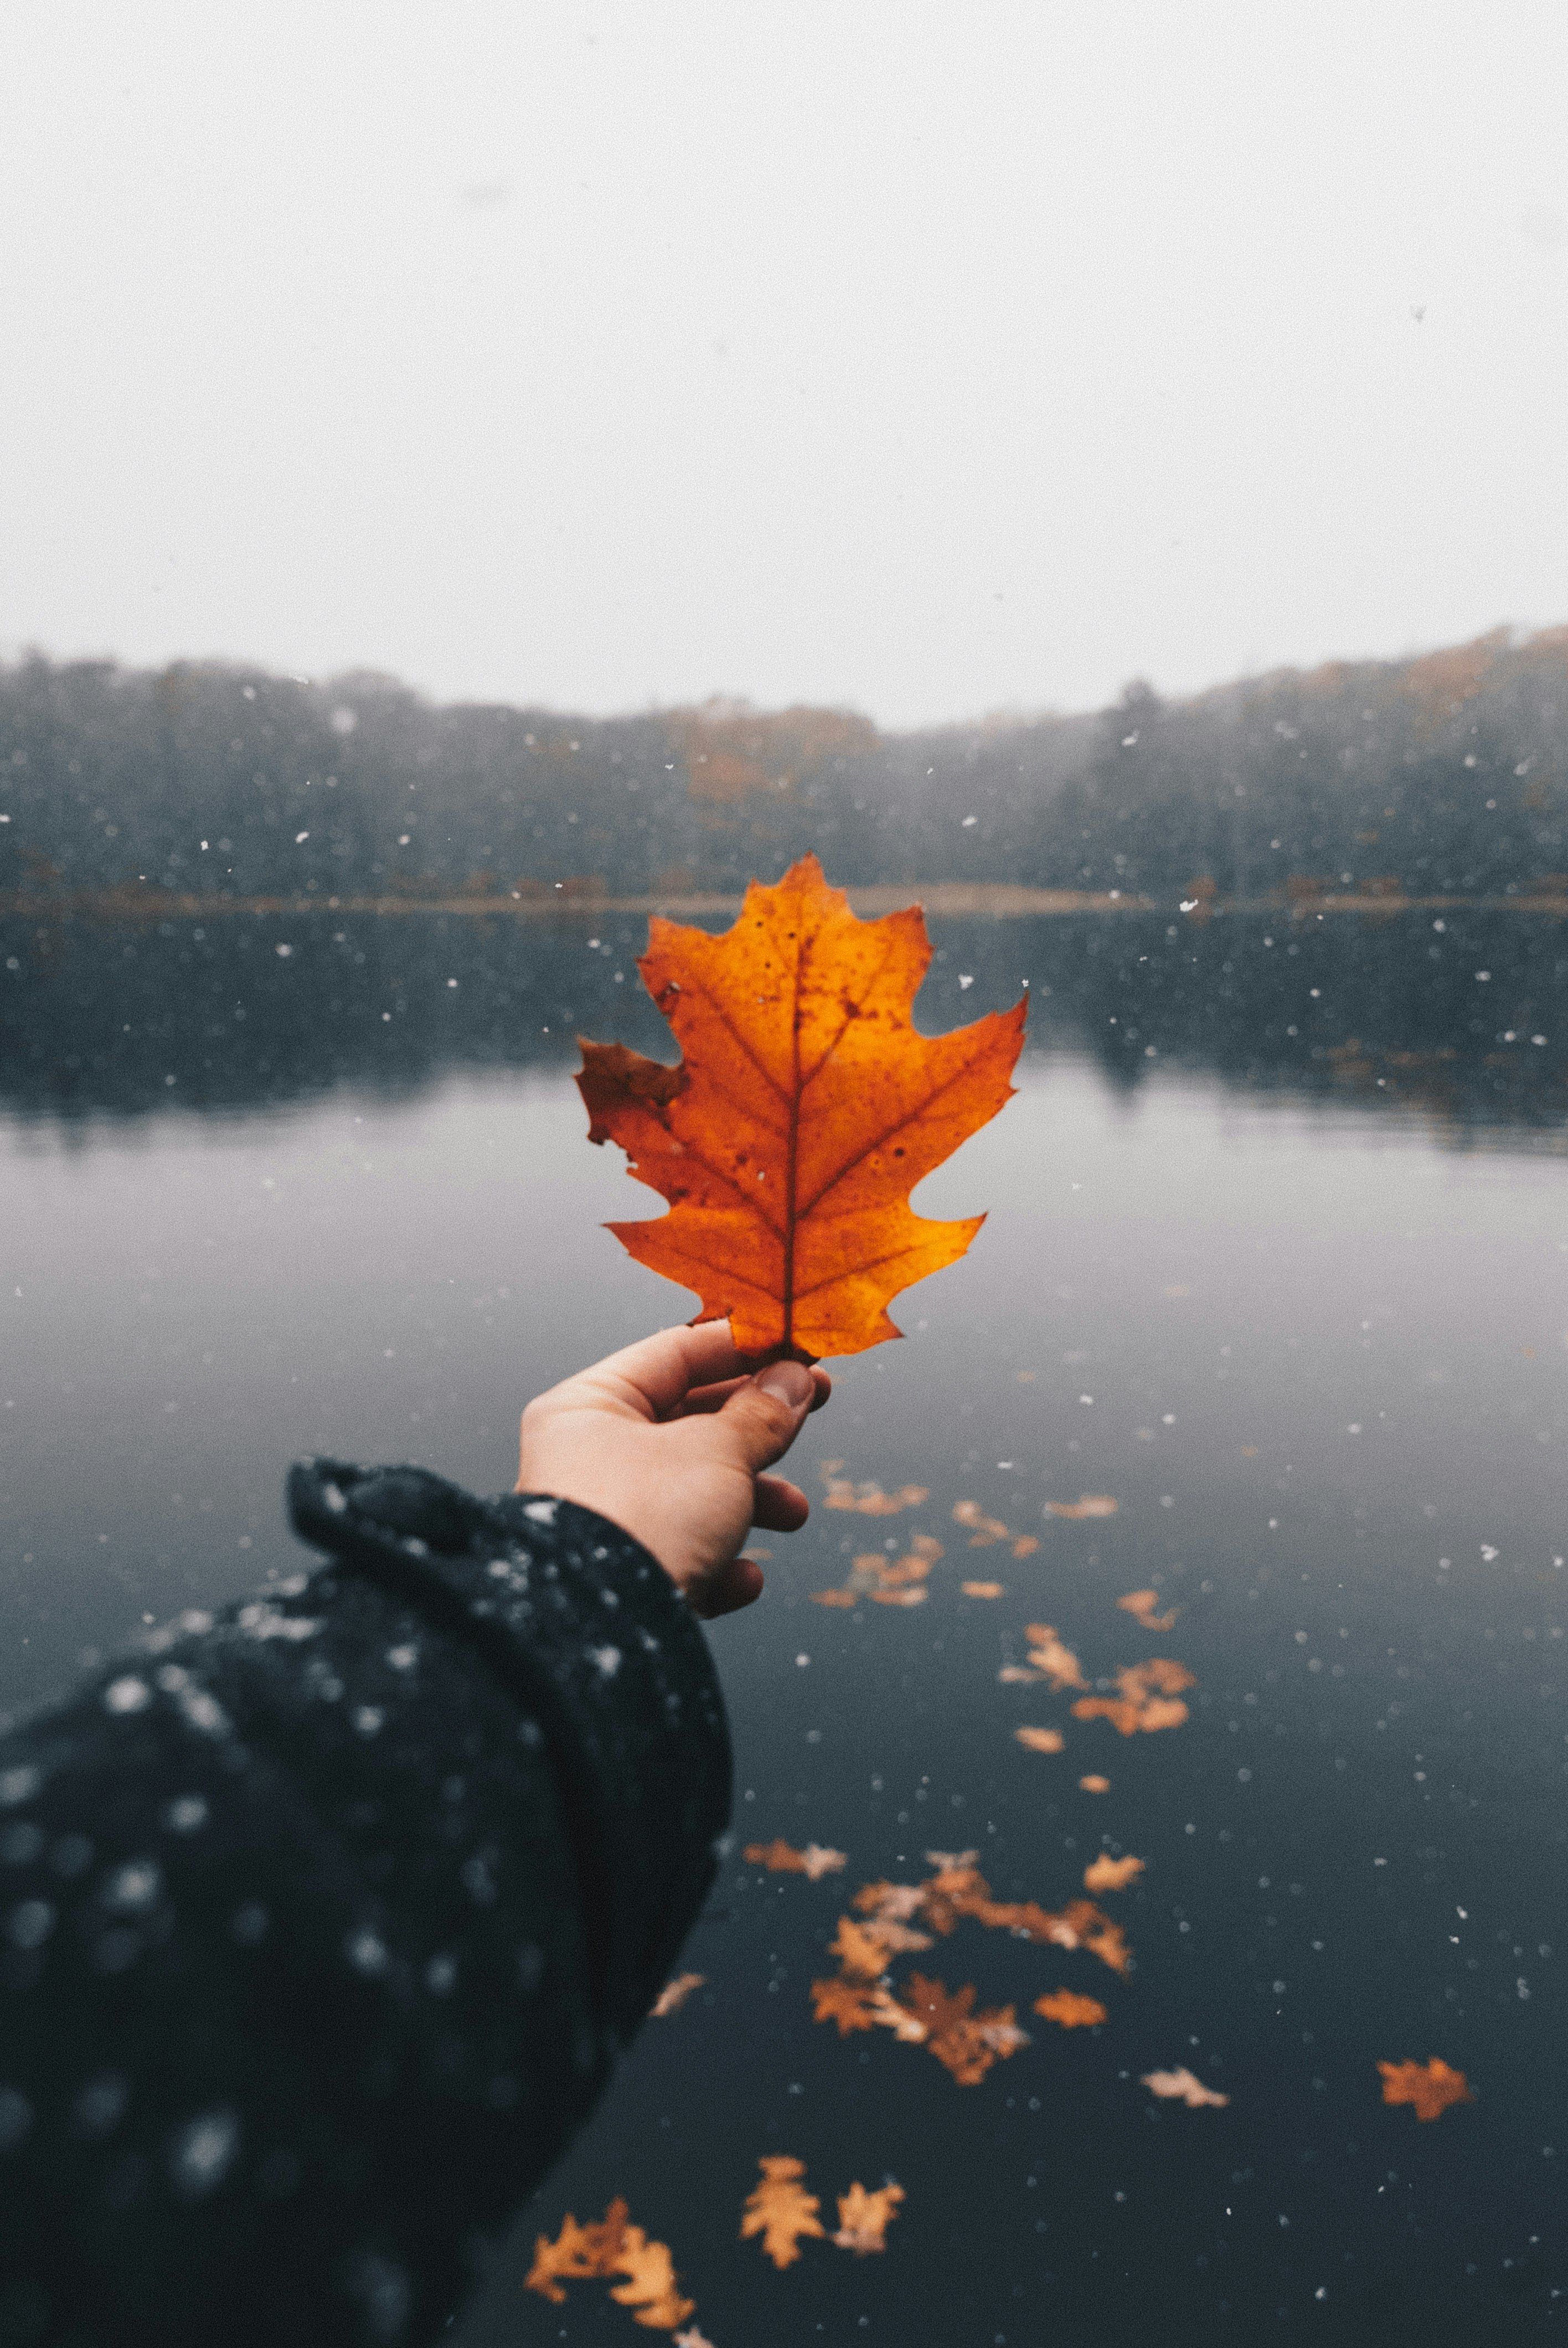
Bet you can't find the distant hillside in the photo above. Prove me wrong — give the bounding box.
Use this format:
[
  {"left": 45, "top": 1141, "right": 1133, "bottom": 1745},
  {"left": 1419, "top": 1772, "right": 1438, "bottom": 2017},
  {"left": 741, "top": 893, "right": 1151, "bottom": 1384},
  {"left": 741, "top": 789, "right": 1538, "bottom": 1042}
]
[{"left": 2, "top": 627, "right": 1565, "bottom": 903}]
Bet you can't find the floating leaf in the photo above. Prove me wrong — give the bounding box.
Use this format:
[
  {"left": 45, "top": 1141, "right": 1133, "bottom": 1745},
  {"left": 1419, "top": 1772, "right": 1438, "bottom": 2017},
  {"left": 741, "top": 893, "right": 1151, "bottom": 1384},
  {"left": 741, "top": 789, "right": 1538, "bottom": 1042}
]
[
  {"left": 962, "top": 1580, "right": 1004, "bottom": 1599},
  {"left": 610, "top": 2227, "right": 697, "bottom": 2329},
  {"left": 1035, "top": 1988, "right": 1108, "bottom": 2029},
  {"left": 527, "top": 2200, "right": 695, "bottom": 2329},
  {"left": 649, "top": 1971, "right": 705, "bottom": 2018},
  {"left": 811, "top": 1975, "right": 882, "bottom": 2035},
  {"left": 821, "top": 1460, "right": 930, "bottom": 1515},
  {"left": 1021, "top": 1624, "right": 1090, "bottom": 1692},
  {"left": 1142, "top": 2066, "right": 1230, "bottom": 2108},
  {"left": 914, "top": 1859, "right": 1131, "bottom": 1975},
  {"left": 853, "top": 1880, "right": 929, "bottom": 1923},
  {"left": 1079, "top": 1775, "right": 1112, "bottom": 1794},
  {"left": 865, "top": 1983, "right": 931, "bottom": 2041},
  {"left": 811, "top": 1860, "right": 1133, "bottom": 2076},
  {"left": 527, "top": 2208, "right": 617, "bottom": 2304},
  {"left": 814, "top": 1532, "right": 943, "bottom": 1609},
  {"left": 1082, "top": 1855, "right": 1144, "bottom": 1892},
  {"left": 1117, "top": 1588, "right": 1179, "bottom": 1631},
  {"left": 1046, "top": 1495, "right": 1119, "bottom": 1520},
  {"left": 890, "top": 1973, "right": 1028, "bottom": 2085},
  {"left": 872, "top": 1537, "right": 943, "bottom": 1589},
  {"left": 829, "top": 1913, "right": 893, "bottom": 1981},
  {"left": 744, "top": 1838, "right": 847, "bottom": 1881},
  {"left": 953, "top": 1500, "right": 1009, "bottom": 1546},
  {"left": 1073, "top": 1659, "right": 1196, "bottom": 1736},
  {"left": 833, "top": 2181, "right": 905, "bottom": 2254},
  {"left": 1378, "top": 2058, "right": 1474, "bottom": 2122},
  {"left": 1015, "top": 1726, "right": 1065, "bottom": 1754},
  {"left": 954, "top": 1499, "right": 1039, "bottom": 1558},
  {"left": 741, "top": 2157, "right": 827, "bottom": 2269},
  {"left": 1053, "top": 1899, "right": 1132, "bottom": 1975},
  {"left": 577, "top": 856, "right": 1027, "bottom": 1358}
]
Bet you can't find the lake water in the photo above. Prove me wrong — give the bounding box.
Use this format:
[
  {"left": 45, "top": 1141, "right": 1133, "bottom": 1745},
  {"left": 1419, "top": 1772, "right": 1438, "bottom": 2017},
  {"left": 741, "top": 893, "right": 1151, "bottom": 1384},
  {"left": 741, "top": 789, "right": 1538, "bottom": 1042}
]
[{"left": 3, "top": 904, "right": 1566, "bottom": 2343}]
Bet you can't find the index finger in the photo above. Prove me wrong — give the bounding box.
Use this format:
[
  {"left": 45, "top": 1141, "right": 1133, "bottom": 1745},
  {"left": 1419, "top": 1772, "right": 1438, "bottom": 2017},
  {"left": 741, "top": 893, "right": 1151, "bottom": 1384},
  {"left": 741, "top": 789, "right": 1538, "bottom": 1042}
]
[{"left": 576, "top": 1320, "right": 752, "bottom": 1418}]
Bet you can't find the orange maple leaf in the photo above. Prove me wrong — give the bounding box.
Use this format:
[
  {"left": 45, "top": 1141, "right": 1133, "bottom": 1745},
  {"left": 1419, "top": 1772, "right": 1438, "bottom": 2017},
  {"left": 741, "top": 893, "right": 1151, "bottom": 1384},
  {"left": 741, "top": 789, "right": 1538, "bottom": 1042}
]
[
  {"left": 649, "top": 1971, "right": 705, "bottom": 2018},
  {"left": 833, "top": 2180, "right": 905, "bottom": 2254},
  {"left": 1073, "top": 1657, "right": 1195, "bottom": 1736},
  {"left": 874, "top": 1536, "right": 943, "bottom": 1589},
  {"left": 527, "top": 2207, "right": 618, "bottom": 2304},
  {"left": 1046, "top": 1494, "right": 1120, "bottom": 1520},
  {"left": 849, "top": 1884, "right": 936, "bottom": 1955},
  {"left": 1079, "top": 1774, "right": 1112, "bottom": 1793},
  {"left": 1072, "top": 1697, "right": 1144, "bottom": 1736},
  {"left": 811, "top": 1975, "right": 882, "bottom": 2035},
  {"left": 892, "top": 1973, "right": 1027, "bottom": 2085},
  {"left": 1117, "top": 1588, "right": 1179, "bottom": 1631},
  {"left": 576, "top": 856, "right": 1027, "bottom": 1358},
  {"left": 1035, "top": 1988, "right": 1109, "bottom": 2028},
  {"left": 526, "top": 2198, "right": 693, "bottom": 2325},
  {"left": 744, "top": 1837, "right": 847, "bottom": 1881},
  {"left": 741, "top": 2156, "right": 827, "bottom": 2268},
  {"left": 1142, "top": 2065, "right": 1229, "bottom": 2108},
  {"left": 907, "top": 1860, "right": 1133, "bottom": 1975},
  {"left": 1015, "top": 1726, "right": 1065, "bottom": 1754},
  {"left": 609, "top": 2226, "right": 696, "bottom": 2330},
  {"left": 1022, "top": 1624, "right": 1090, "bottom": 1692},
  {"left": 828, "top": 1913, "right": 891, "bottom": 1981},
  {"left": 1082, "top": 1853, "right": 1144, "bottom": 1892},
  {"left": 1378, "top": 2058, "right": 1474, "bottom": 2122},
  {"left": 813, "top": 1530, "right": 946, "bottom": 1609},
  {"left": 821, "top": 1459, "right": 930, "bottom": 1514},
  {"left": 953, "top": 1500, "right": 1010, "bottom": 1546},
  {"left": 853, "top": 1880, "right": 929, "bottom": 1923},
  {"left": 1132, "top": 1659, "right": 1196, "bottom": 1696},
  {"left": 952, "top": 1499, "right": 1039, "bottom": 1557},
  {"left": 962, "top": 1580, "right": 1005, "bottom": 1599},
  {"left": 1053, "top": 1898, "right": 1133, "bottom": 1976}
]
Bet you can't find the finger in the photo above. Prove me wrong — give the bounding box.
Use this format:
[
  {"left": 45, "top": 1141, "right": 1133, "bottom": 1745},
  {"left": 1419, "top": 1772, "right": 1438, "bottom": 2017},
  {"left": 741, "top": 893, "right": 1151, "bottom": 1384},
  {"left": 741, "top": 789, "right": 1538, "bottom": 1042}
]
[
  {"left": 671, "top": 1363, "right": 832, "bottom": 1422},
  {"left": 685, "top": 1556, "right": 766, "bottom": 1619},
  {"left": 753, "top": 1475, "right": 809, "bottom": 1532},
  {"left": 668, "top": 1374, "right": 751, "bottom": 1419},
  {"left": 714, "top": 1360, "right": 817, "bottom": 1475},
  {"left": 558, "top": 1321, "right": 752, "bottom": 1422}
]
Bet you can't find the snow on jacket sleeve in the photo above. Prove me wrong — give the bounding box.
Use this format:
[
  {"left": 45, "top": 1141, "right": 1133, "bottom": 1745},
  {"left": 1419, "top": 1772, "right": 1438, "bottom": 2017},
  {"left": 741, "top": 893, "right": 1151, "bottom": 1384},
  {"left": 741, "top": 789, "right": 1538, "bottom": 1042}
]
[{"left": 0, "top": 1459, "right": 731, "bottom": 2348}]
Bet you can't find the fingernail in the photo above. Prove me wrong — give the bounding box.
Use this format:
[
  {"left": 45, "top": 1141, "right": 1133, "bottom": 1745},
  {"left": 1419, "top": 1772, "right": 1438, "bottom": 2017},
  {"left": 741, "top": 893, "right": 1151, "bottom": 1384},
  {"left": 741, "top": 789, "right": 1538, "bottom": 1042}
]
[{"left": 756, "top": 1360, "right": 813, "bottom": 1409}]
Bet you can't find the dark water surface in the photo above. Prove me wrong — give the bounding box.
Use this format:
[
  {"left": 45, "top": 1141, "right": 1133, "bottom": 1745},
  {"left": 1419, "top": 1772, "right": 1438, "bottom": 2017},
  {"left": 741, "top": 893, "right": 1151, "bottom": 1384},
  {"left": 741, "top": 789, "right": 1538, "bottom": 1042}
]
[{"left": 3, "top": 908, "right": 1567, "bottom": 2344}]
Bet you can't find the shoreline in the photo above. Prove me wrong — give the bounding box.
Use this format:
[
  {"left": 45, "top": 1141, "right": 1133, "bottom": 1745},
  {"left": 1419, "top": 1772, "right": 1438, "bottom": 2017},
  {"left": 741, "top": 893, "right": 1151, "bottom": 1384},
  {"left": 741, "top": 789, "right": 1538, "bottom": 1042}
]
[{"left": 3, "top": 882, "right": 1567, "bottom": 924}]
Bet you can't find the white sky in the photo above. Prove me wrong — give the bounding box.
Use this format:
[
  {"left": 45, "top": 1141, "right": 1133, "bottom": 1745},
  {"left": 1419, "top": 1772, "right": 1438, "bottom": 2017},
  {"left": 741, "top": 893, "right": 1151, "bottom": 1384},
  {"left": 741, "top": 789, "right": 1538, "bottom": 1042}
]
[{"left": 1, "top": 1, "right": 1565, "bottom": 728}]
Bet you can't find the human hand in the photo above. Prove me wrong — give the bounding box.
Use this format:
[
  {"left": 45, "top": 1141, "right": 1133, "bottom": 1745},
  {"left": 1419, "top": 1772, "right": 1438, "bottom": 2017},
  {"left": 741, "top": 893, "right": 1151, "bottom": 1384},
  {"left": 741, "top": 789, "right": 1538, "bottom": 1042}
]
[{"left": 515, "top": 1323, "right": 832, "bottom": 1619}]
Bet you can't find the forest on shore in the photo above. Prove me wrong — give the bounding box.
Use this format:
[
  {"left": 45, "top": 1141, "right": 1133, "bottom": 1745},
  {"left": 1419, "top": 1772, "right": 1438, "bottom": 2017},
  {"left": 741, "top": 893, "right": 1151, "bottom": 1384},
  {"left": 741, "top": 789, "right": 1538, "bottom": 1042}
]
[{"left": 2, "top": 626, "right": 1566, "bottom": 905}]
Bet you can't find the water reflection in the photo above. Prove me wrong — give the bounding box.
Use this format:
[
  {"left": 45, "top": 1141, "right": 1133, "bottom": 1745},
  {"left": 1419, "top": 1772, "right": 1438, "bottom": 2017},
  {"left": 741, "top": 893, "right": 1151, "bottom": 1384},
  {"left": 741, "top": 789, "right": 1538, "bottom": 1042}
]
[
  {"left": 3, "top": 903, "right": 1565, "bottom": 1142},
  {"left": 3, "top": 906, "right": 1567, "bottom": 2340}
]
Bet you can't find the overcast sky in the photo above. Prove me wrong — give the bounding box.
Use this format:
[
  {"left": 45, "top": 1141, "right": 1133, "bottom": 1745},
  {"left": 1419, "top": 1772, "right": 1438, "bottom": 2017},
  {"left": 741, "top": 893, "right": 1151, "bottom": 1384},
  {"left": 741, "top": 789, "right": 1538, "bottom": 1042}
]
[{"left": 1, "top": 1, "right": 1564, "bottom": 728}]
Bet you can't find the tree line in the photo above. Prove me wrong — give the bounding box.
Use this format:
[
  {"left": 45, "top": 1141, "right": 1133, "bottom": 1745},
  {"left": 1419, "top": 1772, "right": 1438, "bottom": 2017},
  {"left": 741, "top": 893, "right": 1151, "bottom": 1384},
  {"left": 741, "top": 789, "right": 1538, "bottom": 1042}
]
[{"left": 1, "top": 627, "right": 1565, "bottom": 902}]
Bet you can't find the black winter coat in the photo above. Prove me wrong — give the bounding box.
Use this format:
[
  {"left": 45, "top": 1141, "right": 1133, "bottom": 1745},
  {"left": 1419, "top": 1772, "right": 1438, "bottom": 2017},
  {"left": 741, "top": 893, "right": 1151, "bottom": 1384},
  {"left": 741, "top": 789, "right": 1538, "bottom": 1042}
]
[{"left": 0, "top": 1460, "right": 731, "bottom": 2347}]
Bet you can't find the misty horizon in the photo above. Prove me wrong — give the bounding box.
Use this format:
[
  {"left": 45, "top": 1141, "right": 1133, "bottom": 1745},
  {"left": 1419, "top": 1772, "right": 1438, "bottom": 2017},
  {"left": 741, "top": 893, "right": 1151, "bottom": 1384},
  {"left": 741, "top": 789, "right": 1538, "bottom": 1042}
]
[{"left": 4, "top": 616, "right": 1565, "bottom": 738}]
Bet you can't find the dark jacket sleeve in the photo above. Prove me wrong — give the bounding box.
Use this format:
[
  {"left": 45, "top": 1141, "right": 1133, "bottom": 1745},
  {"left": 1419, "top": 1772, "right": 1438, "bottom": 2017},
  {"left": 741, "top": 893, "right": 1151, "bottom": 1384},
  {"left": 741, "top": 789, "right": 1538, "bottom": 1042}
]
[{"left": 0, "top": 1461, "right": 731, "bottom": 2348}]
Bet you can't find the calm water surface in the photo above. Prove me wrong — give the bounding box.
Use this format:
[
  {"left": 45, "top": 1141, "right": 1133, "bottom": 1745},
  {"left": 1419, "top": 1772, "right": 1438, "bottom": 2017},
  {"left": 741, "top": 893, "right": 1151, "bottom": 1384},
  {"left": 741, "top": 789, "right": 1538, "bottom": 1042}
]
[{"left": 3, "top": 909, "right": 1566, "bottom": 2343}]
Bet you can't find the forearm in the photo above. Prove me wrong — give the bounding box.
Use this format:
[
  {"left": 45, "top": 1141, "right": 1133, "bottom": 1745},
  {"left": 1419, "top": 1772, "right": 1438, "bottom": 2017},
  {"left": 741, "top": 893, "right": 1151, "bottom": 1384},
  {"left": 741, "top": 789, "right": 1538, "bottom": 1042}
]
[{"left": 0, "top": 1465, "right": 730, "bottom": 2348}]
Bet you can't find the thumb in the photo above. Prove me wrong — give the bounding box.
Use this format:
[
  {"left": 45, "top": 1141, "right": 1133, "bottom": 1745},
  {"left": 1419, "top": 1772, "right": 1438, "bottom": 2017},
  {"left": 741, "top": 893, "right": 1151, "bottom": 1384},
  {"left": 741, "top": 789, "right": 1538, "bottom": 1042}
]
[{"left": 717, "top": 1360, "right": 817, "bottom": 1474}]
